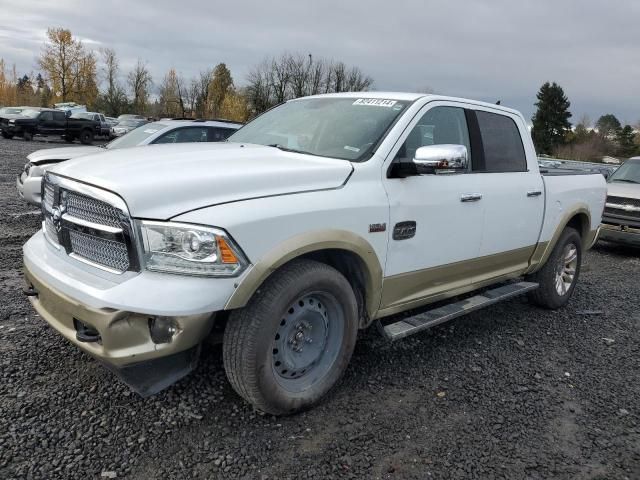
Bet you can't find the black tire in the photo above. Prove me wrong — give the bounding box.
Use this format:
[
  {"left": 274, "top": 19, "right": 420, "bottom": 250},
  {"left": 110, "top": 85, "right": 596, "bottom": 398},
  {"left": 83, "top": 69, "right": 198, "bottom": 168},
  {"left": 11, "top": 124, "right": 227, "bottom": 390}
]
[
  {"left": 23, "top": 131, "right": 33, "bottom": 141},
  {"left": 526, "top": 227, "right": 582, "bottom": 309},
  {"left": 223, "top": 259, "right": 359, "bottom": 415},
  {"left": 1, "top": 131, "right": 13, "bottom": 139},
  {"left": 79, "top": 129, "right": 93, "bottom": 145}
]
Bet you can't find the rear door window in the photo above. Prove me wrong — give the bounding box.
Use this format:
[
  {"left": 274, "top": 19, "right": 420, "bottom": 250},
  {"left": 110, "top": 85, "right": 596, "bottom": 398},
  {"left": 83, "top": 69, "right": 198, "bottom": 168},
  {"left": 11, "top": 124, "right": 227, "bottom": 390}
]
[
  {"left": 207, "top": 127, "right": 235, "bottom": 142},
  {"left": 475, "top": 111, "right": 526, "bottom": 172}
]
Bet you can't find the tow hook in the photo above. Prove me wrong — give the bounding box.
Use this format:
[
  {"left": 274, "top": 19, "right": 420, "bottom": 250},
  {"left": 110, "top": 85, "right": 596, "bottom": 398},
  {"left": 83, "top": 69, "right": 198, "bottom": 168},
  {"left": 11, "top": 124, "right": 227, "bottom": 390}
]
[{"left": 23, "top": 285, "right": 38, "bottom": 297}]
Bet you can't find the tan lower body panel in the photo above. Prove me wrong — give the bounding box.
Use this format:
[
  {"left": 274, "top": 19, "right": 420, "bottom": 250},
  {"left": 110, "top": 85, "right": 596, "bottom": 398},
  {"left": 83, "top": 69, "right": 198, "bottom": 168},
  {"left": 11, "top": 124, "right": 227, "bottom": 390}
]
[
  {"left": 24, "top": 263, "right": 213, "bottom": 368},
  {"left": 377, "top": 246, "right": 535, "bottom": 318}
]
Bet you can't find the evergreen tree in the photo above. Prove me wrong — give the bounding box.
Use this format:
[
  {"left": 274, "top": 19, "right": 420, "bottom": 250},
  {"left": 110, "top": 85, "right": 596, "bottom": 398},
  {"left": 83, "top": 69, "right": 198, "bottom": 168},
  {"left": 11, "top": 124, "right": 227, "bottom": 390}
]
[
  {"left": 616, "top": 125, "right": 637, "bottom": 157},
  {"left": 531, "top": 82, "right": 572, "bottom": 154},
  {"left": 595, "top": 114, "right": 621, "bottom": 138}
]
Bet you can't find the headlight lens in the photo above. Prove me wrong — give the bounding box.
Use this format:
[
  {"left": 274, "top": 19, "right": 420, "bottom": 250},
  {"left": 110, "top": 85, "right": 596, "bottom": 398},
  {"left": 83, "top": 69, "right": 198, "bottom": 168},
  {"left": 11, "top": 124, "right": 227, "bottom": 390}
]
[{"left": 137, "top": 221, "right": 248, "bottom": 277}]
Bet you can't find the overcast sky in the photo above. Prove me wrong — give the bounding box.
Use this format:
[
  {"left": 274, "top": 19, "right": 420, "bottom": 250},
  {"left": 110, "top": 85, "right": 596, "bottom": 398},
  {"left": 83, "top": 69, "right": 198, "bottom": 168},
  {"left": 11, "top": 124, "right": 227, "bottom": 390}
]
[{"left": 1, "top": 0, "right": 638, "bottom": 124}]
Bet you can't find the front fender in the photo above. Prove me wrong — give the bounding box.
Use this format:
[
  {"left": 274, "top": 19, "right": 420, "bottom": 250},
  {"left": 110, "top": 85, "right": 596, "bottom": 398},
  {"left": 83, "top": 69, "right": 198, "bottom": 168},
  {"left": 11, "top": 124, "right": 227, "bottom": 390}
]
[{"left": 225, "top": 229, "right": 383, "bottom": 319}]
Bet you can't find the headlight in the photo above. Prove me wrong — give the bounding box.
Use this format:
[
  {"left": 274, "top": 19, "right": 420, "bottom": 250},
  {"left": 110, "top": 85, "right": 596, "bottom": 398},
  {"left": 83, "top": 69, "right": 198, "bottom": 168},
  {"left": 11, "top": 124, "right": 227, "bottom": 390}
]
[
  {"left": 137, "top": 221, "right": 248, "bottom": 277},
  {"left": 9, "top": 119, "right": 15, "bottom": 124},
  {"left": 24, "top": 162, "right": 32, "bottom": 175}
]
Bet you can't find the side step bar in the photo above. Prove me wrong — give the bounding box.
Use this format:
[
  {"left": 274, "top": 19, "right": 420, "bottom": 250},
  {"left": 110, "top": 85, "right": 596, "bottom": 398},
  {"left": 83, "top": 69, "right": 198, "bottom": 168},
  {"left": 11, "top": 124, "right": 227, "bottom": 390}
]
[{"left": 378, "top": 281, "right": 539, "bottom": 341}]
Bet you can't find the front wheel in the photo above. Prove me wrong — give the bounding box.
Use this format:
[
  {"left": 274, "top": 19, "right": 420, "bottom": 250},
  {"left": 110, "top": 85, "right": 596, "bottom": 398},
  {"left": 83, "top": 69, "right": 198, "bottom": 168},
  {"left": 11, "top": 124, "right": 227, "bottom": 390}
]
[
  {"left": 1, "top": 131, "right": 13, "bottom": 139},
  {"left": 527, "top": 227, "right": 582, "bottom": 309},
  {"left": 223, "top": 259, "right": 358, "bottom": 415},
  {"left": 79, "top": 129, "right": 94, "bottom": 145}
]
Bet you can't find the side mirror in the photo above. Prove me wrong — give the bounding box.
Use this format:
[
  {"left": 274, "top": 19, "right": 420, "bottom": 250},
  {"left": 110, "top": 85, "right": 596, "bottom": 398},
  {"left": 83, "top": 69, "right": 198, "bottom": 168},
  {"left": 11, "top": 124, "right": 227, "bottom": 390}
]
[{"left": 413, "top": 144, "right": 469, "bottom": 174}]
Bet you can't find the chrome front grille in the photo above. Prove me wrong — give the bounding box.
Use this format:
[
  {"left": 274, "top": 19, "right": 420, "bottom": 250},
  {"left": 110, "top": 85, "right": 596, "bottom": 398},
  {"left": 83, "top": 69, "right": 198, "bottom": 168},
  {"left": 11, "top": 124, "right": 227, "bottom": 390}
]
[
  {"left": 44, "top": 216, "right": 58, "bottom": 244},
  {"left": 69, "top": 230, "right": 130, "bottom": 272},
  {"left": 41, "top": 174, "right": 138, "bottom": 274},
  {"left": 43, "top": 182, "right": 55, "bottom": 213},
  {"left": 605, "top": 195, "right": 640, "bottom": 219},
  {"left": 65, "top": 191, "right": 122, "bottom": 229}
]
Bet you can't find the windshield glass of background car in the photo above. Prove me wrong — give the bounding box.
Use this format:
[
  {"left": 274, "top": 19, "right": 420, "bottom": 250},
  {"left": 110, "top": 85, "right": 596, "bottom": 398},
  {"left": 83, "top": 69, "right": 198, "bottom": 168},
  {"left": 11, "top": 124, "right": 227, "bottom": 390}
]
[
  {"left": 21, "top": 109, "right": 41, "bottom": 118},
  {"left": 228, "top": 98, "right": 408, "bottom": 161},
  {"left": 609, "top": 160, "right": 640, "bottom": 183},
  {"left": 107, "top": 122, "right": 168, "bottom": 149}
]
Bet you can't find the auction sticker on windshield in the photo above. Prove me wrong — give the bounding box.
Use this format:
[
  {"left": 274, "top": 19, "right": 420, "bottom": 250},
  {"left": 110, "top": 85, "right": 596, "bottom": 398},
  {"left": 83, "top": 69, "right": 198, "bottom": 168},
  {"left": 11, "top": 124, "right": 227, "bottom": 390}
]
[{"left": 353, "top": 98, "right": 397, "bottom": 107}]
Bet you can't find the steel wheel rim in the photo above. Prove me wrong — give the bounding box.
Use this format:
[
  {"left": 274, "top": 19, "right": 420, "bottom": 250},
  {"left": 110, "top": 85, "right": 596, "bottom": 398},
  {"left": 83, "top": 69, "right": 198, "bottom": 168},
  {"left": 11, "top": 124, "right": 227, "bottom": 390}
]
[
  {"left": 271, "top": 291, "right": 344, "bottom": 392},
  {"left": 555, "top": 243, "right": 578, "bottom": 296}
]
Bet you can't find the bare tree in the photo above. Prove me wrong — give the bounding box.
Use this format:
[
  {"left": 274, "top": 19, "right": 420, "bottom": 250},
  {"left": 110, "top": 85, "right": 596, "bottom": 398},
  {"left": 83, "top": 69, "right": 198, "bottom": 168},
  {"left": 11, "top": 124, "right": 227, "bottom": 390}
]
[
  {"left": 99, "top": 48, "right": 127, "bottom": 115},
  {"left": 244, "top": 52, "right": 374, "bottom": 117},
  {"left": 127, "top": 59, "right": 152, "bottom": 115}
]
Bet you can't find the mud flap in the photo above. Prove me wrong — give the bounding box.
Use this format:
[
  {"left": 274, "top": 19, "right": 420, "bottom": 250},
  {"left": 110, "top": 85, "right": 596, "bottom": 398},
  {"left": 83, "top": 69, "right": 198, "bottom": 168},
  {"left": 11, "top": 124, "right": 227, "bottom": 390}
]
[{"left": 101, "top": 345, "right": 200, "bottom": 397}]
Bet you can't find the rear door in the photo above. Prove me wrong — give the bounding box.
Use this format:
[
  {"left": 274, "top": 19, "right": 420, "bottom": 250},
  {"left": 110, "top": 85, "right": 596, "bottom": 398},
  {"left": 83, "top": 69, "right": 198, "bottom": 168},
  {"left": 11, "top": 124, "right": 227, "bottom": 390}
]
[
  {"left": 467, "top": 108, "right": 544, "bottom": 279},
  {"left": 37, "top": 111, "right": 54, "bottom": 135},
  {"left": 52, "top": 111, "right": 67, "bottom": 135}
]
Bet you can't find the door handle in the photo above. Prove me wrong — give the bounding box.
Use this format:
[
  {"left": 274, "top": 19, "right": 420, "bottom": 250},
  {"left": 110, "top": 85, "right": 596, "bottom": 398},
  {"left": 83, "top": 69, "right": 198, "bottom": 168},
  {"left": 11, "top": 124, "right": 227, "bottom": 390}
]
[
  {"left": 460, "top": 193, "right": 483, "bottom": 202},
  {"left": 527, "top": 190, "right": 542, "bottom": 197}
]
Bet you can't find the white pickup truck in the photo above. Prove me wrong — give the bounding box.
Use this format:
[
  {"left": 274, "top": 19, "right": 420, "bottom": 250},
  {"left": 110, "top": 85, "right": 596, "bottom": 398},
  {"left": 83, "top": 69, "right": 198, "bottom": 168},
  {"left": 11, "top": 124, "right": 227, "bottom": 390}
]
[{"left": 23, "top": 93, "right": 606, "bottom": 415}]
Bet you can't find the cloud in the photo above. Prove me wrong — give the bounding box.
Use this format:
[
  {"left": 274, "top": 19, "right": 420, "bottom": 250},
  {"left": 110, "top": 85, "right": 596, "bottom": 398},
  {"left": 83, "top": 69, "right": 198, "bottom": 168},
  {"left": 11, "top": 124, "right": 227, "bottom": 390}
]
[{"left": 0, "top": 0, "right": 638, "bottom": 123}]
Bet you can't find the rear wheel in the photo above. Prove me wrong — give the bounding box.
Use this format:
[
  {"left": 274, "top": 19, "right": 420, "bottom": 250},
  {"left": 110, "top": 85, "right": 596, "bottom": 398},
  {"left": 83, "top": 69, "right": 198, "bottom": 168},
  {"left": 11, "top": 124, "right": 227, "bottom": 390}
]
[
  {"left": 527, "top": 227, "right": 582, "bottom": 309},
  {"left": 223, "top": 259, "right": 358, "bottom": 415},
  {"left": 79, "top": 129, "right": 94, "bottom": 145}
]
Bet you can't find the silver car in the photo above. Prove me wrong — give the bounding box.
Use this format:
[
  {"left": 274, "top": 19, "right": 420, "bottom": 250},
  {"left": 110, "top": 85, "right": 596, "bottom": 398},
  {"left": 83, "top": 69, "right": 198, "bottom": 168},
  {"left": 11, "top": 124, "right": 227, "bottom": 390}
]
[
  {"left": 17, "top": 119, "right": 243, "bottom": 205},
  {"left": 599, "top": 157, "right": 640, "bottom": 246}
]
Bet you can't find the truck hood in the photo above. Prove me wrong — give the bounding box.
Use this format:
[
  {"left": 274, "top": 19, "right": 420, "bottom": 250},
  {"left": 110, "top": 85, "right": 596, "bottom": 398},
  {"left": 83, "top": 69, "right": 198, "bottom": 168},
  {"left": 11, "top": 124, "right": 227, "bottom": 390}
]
[
  {"left": 607, "top": 182, "right": 640, "bottom": 200},
  {"left": 27, "top": 146, "right": 103, "bottom": 165},
  {"left": 49, "top": 143, "right": 353, "bottom": 219}
]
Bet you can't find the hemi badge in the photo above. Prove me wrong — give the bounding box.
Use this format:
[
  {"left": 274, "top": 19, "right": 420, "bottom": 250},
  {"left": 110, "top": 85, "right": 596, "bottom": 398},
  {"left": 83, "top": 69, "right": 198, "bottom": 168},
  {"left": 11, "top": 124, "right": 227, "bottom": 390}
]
[{"left": 369, "top": 223, "right": 387, "bottom": 233}]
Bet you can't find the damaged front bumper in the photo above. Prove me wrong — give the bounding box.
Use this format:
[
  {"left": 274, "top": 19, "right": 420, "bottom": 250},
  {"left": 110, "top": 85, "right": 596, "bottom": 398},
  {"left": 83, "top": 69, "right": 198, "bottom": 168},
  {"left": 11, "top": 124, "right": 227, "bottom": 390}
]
[{"left": 24, "top": 264, "right": 214, "bottom": 396}]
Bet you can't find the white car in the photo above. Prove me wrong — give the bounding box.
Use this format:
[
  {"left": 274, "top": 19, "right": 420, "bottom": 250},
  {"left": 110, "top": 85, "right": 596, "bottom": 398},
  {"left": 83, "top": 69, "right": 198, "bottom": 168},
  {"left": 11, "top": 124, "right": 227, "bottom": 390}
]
[
  {"left": 23, "top": 93, "right": 606, "bottom": 414},
  {"left": 16, "top": 119, "right": 242, "bottom": 205}
]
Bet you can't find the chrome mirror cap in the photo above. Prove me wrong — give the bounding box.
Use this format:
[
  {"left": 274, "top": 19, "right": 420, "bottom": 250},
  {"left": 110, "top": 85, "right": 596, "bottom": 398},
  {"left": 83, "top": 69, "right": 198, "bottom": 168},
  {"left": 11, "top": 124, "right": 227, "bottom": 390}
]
[{"left": 413, "top": 144, "right": 469, "bottom": 173}]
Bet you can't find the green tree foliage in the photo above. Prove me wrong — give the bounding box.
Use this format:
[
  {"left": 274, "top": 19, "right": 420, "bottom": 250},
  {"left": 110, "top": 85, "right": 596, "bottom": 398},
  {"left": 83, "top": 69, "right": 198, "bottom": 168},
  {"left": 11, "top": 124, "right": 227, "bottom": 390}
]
[
  {"left": 616, "top": 125, "right": 638, "bottom": 158},
  {"left": 531, "top": 82, "right": 572, "bottom": 154},
  {"left": 208, "top": 63, "right": 234, "bottom": 118},
  {"left": 595, "top": 114, "right": 621, "bottom": 137}
]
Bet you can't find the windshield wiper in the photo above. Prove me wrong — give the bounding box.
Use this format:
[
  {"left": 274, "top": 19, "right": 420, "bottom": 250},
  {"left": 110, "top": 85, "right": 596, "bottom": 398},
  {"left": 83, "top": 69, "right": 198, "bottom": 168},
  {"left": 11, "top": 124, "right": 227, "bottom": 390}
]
[
  {"left": 267, "top": 143, "right": 307, "bottom": 154},
  {"left": 612, "top": 179, "right": 639, "bottom": 184}
]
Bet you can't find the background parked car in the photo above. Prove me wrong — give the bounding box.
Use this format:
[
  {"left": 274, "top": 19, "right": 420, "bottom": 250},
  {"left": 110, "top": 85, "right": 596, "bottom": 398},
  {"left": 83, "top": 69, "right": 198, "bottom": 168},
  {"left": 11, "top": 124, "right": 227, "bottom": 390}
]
[
  {"left": 16, "top": 119, "right": 243, "bottom": 205},
  {"left": 111, "top": 118, "right": 149, "bottom": 137},
  {"left": 598, "top": 156, "right": 640, "bottom": 246}
]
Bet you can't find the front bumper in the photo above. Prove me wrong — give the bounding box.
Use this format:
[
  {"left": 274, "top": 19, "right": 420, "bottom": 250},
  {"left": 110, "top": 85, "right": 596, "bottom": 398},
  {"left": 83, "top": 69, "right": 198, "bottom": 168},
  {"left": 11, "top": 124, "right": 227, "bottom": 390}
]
[
  {"left": 16, "top": 173, "right": 42, "bottom": 205},
  {"left": 23, "top": 230, "right": 247, "bottom": 394},
  {"left": 25, "top": 263, "right": 213, "bottom": 394},
  {"left": 598, "top": 223, "right": 640, "bottom": 246}
]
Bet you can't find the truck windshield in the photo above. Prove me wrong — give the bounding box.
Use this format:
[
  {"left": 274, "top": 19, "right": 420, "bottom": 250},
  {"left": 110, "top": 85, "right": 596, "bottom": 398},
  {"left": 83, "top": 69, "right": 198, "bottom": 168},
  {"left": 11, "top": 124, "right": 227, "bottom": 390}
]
[
  {"left": 228, "top": 97, "right": 409, "bottom": 161},
  {"left": 609, "top": 159, "right": 640, "bottom": 184},
  {"left": 106, "top": 122, "right": 169, "bottom": 149},
  {"left": 20, "top": 109, "right": 42, "bottom": 118}
]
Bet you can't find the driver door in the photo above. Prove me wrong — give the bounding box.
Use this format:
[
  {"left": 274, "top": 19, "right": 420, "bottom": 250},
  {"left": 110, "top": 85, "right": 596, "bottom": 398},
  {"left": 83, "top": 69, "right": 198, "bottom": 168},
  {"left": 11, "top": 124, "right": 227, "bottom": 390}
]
[{"left": 380, "top": 104, "right": 485, "bottom": 313}]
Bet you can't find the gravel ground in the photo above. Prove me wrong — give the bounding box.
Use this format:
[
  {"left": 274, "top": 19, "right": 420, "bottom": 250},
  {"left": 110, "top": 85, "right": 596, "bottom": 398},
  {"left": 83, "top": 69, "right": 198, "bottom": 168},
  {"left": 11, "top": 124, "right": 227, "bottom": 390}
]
[{"left": 0, "top": 137, "right": 639, "bottom": 480}]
